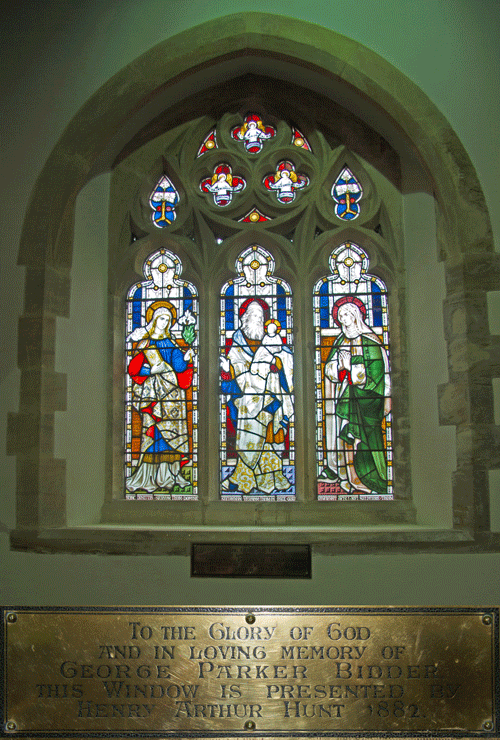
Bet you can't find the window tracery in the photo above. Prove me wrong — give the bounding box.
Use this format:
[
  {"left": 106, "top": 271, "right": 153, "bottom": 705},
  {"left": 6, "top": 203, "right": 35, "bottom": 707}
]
[
  {"left": 263, "top": 161, "right": 309, "bottom": 204},
  {"left": 232, "top": 114, "right": 276, "bottom": 153},
  {"left": 196, "top": 130, "right": 217, "bottom": 157},
  {"left": 200, "top": 163, "right": 246, "bottom": 207},
  {"left": 331, "top": 168, "right": 363, "bottom": 221},
  {"left": 291, "top": 128, "right": 312, "bottom": 151}
]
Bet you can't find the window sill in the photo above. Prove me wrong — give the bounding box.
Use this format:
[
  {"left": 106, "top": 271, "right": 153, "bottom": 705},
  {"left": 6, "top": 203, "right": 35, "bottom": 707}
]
[{"left": 10, "top": 524, "right": 498, "bottom": 557}]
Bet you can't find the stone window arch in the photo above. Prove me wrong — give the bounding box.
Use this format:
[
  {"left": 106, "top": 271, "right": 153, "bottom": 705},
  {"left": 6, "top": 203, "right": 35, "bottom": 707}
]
[{"left": 9, "top": 14, "right": 499, "bottom": 553}]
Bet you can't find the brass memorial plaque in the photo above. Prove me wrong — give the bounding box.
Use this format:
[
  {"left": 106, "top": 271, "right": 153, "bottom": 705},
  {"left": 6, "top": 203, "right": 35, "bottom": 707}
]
[{"left": 1, "top": 607, "right": 498, "bottom": 738}]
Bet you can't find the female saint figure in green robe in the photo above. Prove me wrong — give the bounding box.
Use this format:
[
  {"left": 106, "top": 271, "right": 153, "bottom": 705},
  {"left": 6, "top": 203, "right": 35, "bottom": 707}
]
[{"left": 323, "top": 296, "right": 391, "bottom": 495}]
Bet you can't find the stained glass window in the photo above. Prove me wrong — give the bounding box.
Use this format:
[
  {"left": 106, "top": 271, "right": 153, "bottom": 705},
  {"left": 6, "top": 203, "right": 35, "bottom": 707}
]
[
  {"left": 314, "top": 244, "right": 393, "bottom": 501},
  {"left": 122, "top": 109, "right": 398, "bottom": 508},
  {"left": 291, "top": 128, "right": 312, "bottom": 151},
  {"left": 220, "top": 246, "right": 295, "bottom": 501},
  {"left": 125, "top": 249, "right": 198, "bottom": 500},
  {"left": 239, "top": 208, "right": 272, "bottom": 223}
]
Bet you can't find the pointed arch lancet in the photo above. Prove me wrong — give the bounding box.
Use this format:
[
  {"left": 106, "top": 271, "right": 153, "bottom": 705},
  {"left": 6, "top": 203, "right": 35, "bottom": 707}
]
[
  {"left": 220, "top": 246, "right": 295, "bottom": 501},
  {"left": 314, "top": 244, "right": 392, "bottom": 500},
  {"left": 125, "top": 249, "right": 198, "bottom": 500}
]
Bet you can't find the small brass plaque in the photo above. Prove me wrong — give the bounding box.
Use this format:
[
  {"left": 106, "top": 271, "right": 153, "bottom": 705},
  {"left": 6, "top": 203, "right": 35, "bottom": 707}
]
[
  {"left": 1, "top": 607, "right": 498, "bottom": 738},
  {"left": 191, "top": 545, "right": 311, "bottom": 577}
]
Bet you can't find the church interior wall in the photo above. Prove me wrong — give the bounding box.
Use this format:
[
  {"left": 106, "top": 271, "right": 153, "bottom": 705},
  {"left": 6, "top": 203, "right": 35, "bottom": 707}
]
[{"left": 1, "top": 0, "right": 499, "bottom": 605}]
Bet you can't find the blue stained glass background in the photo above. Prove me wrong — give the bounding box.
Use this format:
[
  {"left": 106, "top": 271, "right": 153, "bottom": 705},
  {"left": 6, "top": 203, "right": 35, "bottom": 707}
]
[
  {"left": 277, "top": 283, "right": 286, "bottom": 328},
  {"left": 224, "top": 284, "right": 234, "bottom": 330},
  {"left": 319, "top": 282, "right": 330, "bottom": 328},
  {"left": 371, "top": 282, "right": 382, "bottom": 326},
  {"left": 132, "top": 287, "right": 142, "bottom": 330},
  {"left": 183, "top": 286, "right": 193, "bottom": 314}
]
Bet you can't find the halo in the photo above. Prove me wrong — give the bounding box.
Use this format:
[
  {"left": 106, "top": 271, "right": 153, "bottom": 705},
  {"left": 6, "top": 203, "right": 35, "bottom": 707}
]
[
  {"left": 332, "top": 295, "right": 366, "bottom": 327},
  {"left": 146, "top": 301, "right": 177, "bottom": 326},
  {"left": 265, "top": 318, "right": 281, "bottom": 331}
]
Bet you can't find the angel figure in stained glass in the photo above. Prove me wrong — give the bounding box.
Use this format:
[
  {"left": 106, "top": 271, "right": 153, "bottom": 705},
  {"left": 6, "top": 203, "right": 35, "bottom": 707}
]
[
  {"left": 232, "top": 114, "right": 276, "bottom": 153},
  {"left": 126, "top": 303, "right": 195, "bottom": 493},
  {"left": 322, "top": 296, "right": 391, "bottom": 495},
  {"left": 264, "top": 161, "right": 308, "bottom": 204},
  {"left": 200, "top": 164, "right": 245, "bottom": 207}
]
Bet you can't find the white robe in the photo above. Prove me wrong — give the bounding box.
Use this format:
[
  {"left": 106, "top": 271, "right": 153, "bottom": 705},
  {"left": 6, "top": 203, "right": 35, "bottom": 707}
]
[{"left": 225, "top": 329, "right": 294, "bottom": 493}]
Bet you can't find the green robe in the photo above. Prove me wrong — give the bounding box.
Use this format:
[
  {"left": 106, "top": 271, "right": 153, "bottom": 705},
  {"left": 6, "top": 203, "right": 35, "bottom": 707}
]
[{"left": 327, "top": 332, "right": 388, "bottom": 493}]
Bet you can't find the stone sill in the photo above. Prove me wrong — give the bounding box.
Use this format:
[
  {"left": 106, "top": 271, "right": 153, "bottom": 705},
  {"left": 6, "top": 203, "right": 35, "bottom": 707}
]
[{"left": 10, "top": 526, "right": 500, "bottom": 556}]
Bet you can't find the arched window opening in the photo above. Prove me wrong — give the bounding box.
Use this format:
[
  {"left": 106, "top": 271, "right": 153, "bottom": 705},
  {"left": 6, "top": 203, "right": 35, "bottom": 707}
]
[{"left": 10, "top": 15, "right": 497, "bottom": 553}]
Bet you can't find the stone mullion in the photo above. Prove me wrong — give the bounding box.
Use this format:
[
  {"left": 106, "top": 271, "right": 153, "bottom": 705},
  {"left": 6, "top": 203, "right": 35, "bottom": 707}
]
[{"left": 294, "top": 203, "right": 322, "bottom": 503}]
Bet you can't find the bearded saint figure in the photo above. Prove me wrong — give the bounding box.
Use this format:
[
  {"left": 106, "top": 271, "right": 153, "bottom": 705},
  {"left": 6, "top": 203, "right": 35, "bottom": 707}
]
[
  {"left": 323, "top": 297, "right": 391, "bottom": 495},
  {"left": 126, "top": 305, "right": 194, "bottom": 493},
  {"left": 220, "top": 298, "right": 294, "bottom": 494}
]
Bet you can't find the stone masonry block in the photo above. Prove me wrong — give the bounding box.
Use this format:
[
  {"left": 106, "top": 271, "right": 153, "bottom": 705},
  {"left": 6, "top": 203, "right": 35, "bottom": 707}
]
[
  {"left": 438, "top": 380, "right": 469, "bottom": 426},
  {"left": 463, "top": 253, "right": 500, "bottom": 292},
  {"left": 6, "top": 412, "right": 41, "bottom": 456},
  {"left": 17, "top": 316, "right": 56, "bottom": 370}
]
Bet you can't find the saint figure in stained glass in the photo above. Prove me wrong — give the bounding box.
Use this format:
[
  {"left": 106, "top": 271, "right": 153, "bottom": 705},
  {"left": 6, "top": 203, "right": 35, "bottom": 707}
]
[
  {"left": 220, "top": 246, "right": 295, "bottom": 501},
  {"left": 322, "top": 297, "right": 391, "bottom": 495},
  {"left": 264, "top": 161, "right": 308, "bottom": 204},
  {"left": 149, "top": 175, "right": 179, "bottom": 227},
  {"left": 314, "top": 244, "right": 392, "bottom": 501},
  {"left": 125, "top": 250, "right": 198, "bottom": 499}
]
